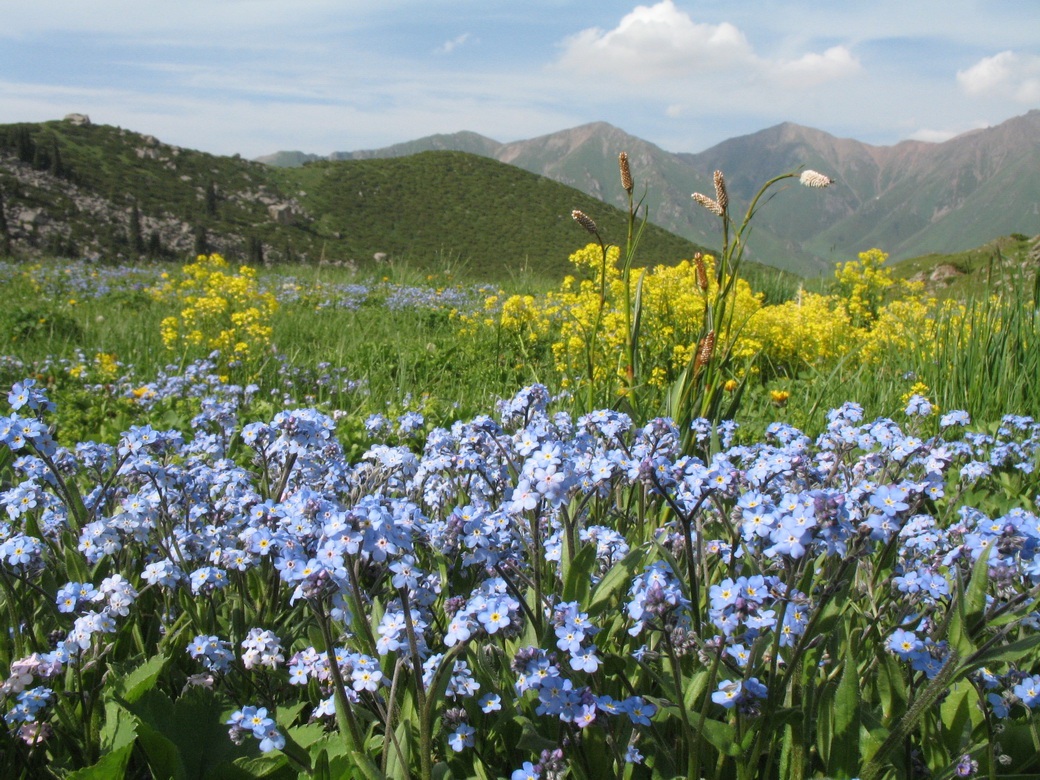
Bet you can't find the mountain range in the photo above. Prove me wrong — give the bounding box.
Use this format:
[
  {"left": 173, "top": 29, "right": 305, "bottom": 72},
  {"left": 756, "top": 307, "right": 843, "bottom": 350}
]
[{"left": 259, "top": 111, "right": 1040, "bottom": 275}]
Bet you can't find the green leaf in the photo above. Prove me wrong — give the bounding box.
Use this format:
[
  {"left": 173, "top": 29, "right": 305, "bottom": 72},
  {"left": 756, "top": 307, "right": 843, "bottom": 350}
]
[
  {"left": 949, "top": 546, "right": 992, "bottom": 656},
  {"left": 859, "top": 724, "right": 888, "bottom": 766},
  {"left": 940, "top": 681, "right": 978, "bottom": 757},
  {"left": 125, "top": 687, "right": 251, "bottom": 780},
  {"left": 514, "top": 715, "right": 557, "bottom": 754},
  {"left": 66, "top": 743, "right": 135, "bottom": 780},
  {"left": 231, "top": 754, "right": 292, "bottom": 779},
  {"left": 112, "top": 652, "right": 168, "bottom": 704},
  {"left": 383, "top": 718, "right": 414, "bottom": 779},
  {"left": 63, "top": 537, "right": 90, "bottom": 583},
  {"left": 588, "top": 546, "right": 646, "bottom": 617},
  {"left": 286, "top": 722, "right": 328, "bottom": 750},
  {"left": 347, "top": 751, "right": 386, "bottom": 780},
  {"left": 310, "top": 749, "right": 330, "bottom": 780},
  {"left": 133, "top": 716, "right": 187, "bottom": 780},
  {"left": 98, "top": 701, "right": 138, "bottom": 757},
  {"left": 831, "top": 635, "right": 861, "bottom": 779},
  {"left": 471, "top": 755, "right": 493, "bottom": 780},
  {"left": 697, "top": 717, "right": 740, "bottom": 756},
  {"left": 963, "top": 633, "right": 1040, "bottom": 671},
  {"left": 683, "top": 669, "right": 710, "bottom": 711},
  {"left": 964, "top": 546, "right": 993, "bottom": 623},
  {"left": 876, "top": 653, "right": 908, "bottom": 723},
  {"left": 562, "top": 542, "right": 597, "bottom": 604}
]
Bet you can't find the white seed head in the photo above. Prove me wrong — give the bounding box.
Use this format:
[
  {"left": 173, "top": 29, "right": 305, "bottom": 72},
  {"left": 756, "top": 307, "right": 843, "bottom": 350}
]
[
  {"left": 799, "top": 170, "right": 834, "bottom": 188},
  {"left": 692, "top": 192, "right": 724, "bottom": 217}
]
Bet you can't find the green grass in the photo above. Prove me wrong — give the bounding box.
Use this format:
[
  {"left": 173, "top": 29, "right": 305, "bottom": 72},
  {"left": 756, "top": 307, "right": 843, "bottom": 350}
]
[{"left": 3, "top": 229, "right": 1040, "bottom": 447}]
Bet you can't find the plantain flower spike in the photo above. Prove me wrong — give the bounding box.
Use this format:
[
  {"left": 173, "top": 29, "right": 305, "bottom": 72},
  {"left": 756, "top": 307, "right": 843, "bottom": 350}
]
[
  {"left": 571, "top": 209, "right": 599, "bottom": 235},
  {"left": 799, "top": 170, "right": 834, "bottom": 188},
  {"left": 695, "top": 330, "right": 716, "bottom": 374},
  {"left": 693, "top": 253, "right": 709, "bottom": 291},
  {"left": 619, "top": 152, "right": 634, "bottom": 193},
  {"left": 692, "top": 192, "right": 724, "bottom": 217},
  {"left": 713, "top": 170, "right": 728, "bottom": 211}
]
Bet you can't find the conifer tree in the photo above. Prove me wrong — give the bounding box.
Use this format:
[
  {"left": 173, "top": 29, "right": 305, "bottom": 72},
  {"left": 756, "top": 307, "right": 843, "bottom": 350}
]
[
  {"left": 205, "top": 182, "right": 218, "bottom": 217},
  {"left": 14, "top": 126, "right": 34, "bottom": 164},
  {"left": 129, "top": 203, "right": 144, "bottom": 256},
  {"left": 49, "top": 137, "right": 63, "bottom": 178},
  {"left": 31, "top": 142, "right": 49, "bottom": 172},
  {"left": 0, "top": 186, "right": 11, "bottom": 257},
  {"left": 247, "top": 235, "right": 264, "bottom": 265},
  {"left": 193, "top": 225, "right": 208, "bottom": 258},
  {"left": 147, "top": 230, "right": 163, "bottom": 259}
]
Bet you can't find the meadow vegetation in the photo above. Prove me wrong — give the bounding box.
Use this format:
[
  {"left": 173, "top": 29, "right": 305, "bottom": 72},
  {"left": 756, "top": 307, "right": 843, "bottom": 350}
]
[{"left": 1, "top": 157, "right": 1039, "bottom": 780}]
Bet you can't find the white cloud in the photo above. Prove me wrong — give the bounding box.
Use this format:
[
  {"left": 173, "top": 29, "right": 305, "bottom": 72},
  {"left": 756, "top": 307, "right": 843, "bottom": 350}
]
[
  {"left": 0, "top": 71, "right": 579, "bottom": 158},
  {"left": 0, "top": 0, "right": 376, "bottom": 39},
  {"left": 957, "top": 51, "right": 1040, "bottom": 102},
  {"left": 556, "top": 1, "right": 754, "bottom": 81},
  {"left": 773, "top": 46, "right": 861, "bottom": 88},
  {"left": 555, "top": 1, "right": 859, "bottom": 90},
  {"left": 906, "top": 119, "right": 991, "bottom": 143},
  {"left": 906, "top": 128, "right": 958, "bottom": 143},
  {"left": 435, "top": 33, "right": 471, "bottom": 55}
]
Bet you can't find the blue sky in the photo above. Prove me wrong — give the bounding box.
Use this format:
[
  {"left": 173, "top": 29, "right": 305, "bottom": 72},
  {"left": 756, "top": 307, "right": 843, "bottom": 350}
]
[{"left": 1, "top": 0, "right": 1038, "bottom": 158}]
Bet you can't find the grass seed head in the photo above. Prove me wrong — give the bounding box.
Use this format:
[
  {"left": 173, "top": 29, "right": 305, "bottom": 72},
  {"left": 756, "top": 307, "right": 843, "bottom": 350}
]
[
  {"left": 713, "top": 170, "right": 728, "bottom": 211},
  {"left": 799, "top": 170, "right": 834, "bottom": 188},
  {"left": 692, "top": 192, "right": 724, "bottom": 217},
  {"left": 695, "top": 330, "right": 716, "bottom": 374},
  {"left": 571, "top": 209, "right": 599, "bottom": 235},
  {"left": 694, "top": 253, "right": 709, "bottom": 291},
  {"left": 619, "top": 152, "right": 634, "bottom": 193}
]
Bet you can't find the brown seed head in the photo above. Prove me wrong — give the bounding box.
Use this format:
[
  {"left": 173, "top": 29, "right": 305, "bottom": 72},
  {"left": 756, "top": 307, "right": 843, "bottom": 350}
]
[
  {"left": 713, "top": 170, "right": 728, "bottom": 211},
  {"left": 692, "top": 192, "right": 724, "bottom": 217},
  {"left": 693, "top": 253, "right": 708, "bottom": 291},
  {"left": 695, "top": 330, "right": 716, "bottom": 374},
  {"left": 799, "top": 170, "right": 834, "bottom": 188},
  {"left": 571, "top": 209, "right": 599, "bottom": 235},
  {"left": 619, "top": 152, "right": 634, "bottom": 193}
]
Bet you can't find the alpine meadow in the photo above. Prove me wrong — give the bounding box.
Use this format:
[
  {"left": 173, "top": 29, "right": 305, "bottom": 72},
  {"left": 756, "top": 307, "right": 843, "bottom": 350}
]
[{"left": 1, "top": 114, "right": 1040, "bottom": 780}]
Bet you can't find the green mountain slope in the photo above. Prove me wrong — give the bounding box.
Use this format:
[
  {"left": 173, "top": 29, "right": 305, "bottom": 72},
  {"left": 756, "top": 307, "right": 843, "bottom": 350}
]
[{"left": 269, "top": 151, "right": 710, "bottom": 279}]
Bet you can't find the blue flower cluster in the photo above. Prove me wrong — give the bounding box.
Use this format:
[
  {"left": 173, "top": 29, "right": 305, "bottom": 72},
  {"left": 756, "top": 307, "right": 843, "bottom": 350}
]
[
  {"left": 0, "top": 259, "right": 496, "bottom": 318},
  {"left": 1, "top": 372, "right": 1040, "bottom": 776}
]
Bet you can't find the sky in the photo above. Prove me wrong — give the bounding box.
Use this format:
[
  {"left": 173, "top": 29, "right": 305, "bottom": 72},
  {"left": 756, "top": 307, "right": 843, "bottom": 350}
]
[{"left": 1, "top": 0, "right": 1038, "bottom": 159}]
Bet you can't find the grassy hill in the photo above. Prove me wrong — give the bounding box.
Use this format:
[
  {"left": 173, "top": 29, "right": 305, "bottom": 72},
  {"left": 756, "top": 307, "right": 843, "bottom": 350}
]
[
  {"left": 270, "top": 152, "right": 711, "bottom": 280},
  {"left": 0, "top": 119, "right": 723, "bottom": 283},
  {"left": 889, "top": 233, "right": 1040, "bottom": 300}
]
